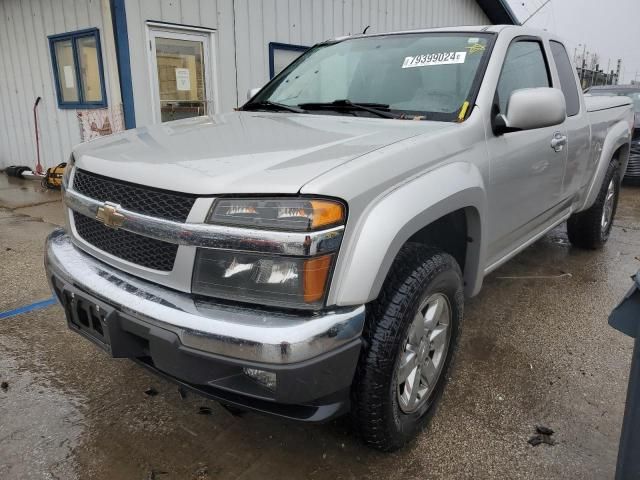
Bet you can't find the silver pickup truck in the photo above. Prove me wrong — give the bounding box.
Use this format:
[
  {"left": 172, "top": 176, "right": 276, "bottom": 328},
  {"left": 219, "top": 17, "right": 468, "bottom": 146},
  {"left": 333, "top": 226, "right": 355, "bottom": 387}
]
[{"left": 45, "top": 25, "right": 634, "bottom": 451}]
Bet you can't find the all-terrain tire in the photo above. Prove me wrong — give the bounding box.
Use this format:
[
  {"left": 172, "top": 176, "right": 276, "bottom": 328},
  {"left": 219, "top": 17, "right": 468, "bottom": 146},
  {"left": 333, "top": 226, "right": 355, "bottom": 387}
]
[
  {"left": 351, "top": 244, "right": 463, "bottom": 452},
  {"left": 567, "top": 160, "right": 621, "bottom": 249}
]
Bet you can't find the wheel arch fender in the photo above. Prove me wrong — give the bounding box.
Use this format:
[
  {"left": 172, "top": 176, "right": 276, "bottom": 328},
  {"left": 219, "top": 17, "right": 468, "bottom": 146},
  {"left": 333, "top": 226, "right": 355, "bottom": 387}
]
[
  {"left": 328, "top": 162, "right": 487, "bottom": 306},
  {"left": 581, "top": 120, "right": 631, "bottom": 211}
]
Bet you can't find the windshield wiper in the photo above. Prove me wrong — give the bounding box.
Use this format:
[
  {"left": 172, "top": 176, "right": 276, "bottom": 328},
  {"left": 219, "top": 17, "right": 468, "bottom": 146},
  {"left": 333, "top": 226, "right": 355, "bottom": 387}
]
[
  {"left": 298, "top": 99, "right": 398, "bottom": 119},
  {"left": 242, "top": 100, "right": 307, "bottom": 114}
]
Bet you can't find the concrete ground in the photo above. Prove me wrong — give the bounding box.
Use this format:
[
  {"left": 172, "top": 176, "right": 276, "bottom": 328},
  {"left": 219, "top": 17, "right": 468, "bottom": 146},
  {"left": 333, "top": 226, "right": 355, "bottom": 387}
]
[{"left": 0, "top": 173, "right": 638, "bottom": 479}]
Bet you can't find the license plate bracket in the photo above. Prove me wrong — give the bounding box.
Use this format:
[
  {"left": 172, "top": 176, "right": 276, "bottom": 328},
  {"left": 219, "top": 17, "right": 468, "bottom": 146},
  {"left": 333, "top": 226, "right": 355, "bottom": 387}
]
[{"left": 61, "top": 286, "right": 115, "bottom": 353}]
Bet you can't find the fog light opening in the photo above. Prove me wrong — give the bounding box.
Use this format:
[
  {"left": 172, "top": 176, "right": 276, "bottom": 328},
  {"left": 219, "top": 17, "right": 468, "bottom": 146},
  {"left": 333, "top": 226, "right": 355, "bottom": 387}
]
[{"left": 243, "top": 368, "right": 277, "bottom": 391}]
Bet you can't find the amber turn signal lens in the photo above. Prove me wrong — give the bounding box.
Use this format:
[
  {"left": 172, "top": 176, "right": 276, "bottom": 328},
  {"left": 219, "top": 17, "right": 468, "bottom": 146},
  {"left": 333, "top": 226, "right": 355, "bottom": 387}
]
[
  {"left": 310, "top": 200, "right": 345, "bottom": 229},
  {"left": 303, "top": 254, "right": 333, "bottom": 303},
  {"left": 209, "top": 198, "right": 345, "bottom": 231}
]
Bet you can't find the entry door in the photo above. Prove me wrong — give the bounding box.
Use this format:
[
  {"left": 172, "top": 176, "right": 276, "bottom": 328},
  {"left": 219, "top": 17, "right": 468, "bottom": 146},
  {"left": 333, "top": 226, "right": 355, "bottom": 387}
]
[
  {"left": 149, "top": 28, "right": 215, "bottom": 123},
  {"left": 485, "top": 39, "right": 568, "bottom": 265}
]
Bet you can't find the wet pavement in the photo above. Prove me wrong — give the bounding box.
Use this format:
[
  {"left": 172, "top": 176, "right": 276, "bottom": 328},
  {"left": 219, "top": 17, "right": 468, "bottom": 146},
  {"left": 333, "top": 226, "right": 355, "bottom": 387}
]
[{"left": 0, "top": 177, "right": 639, "bottom": 479}]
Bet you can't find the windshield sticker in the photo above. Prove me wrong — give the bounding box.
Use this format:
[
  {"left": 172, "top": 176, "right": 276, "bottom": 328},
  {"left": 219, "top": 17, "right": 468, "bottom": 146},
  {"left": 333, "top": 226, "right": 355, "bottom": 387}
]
[
  {"left": 457, "top": 101, "right": 470, "bottom": 122},
  {"left": 402, "top": 52, "right": 467, "bottom": 68},
  {"left": 466, "top": 43, "right": 486, "bottom": 55},
  {"left": 468, "top": 37, "right": 480, "bottom": 44}
]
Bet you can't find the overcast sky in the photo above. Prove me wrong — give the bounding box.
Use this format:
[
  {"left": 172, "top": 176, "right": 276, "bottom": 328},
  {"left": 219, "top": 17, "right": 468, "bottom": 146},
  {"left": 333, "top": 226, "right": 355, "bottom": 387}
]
[{"left": 505, "top": 0, "right": 640, "bottom": 83}]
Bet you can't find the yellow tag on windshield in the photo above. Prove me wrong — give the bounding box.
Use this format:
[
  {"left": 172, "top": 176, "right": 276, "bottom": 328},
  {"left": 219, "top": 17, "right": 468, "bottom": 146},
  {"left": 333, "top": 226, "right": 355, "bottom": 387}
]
[
  {"left": 466, "top": 43, "right": 486, "bottom": 55},
  {"left": 458, "top": 101, "right": 470, "bottom": 122}
]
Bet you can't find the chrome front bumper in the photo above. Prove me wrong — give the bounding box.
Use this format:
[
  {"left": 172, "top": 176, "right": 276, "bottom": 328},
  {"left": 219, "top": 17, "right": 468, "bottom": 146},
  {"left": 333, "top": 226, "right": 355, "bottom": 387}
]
[{"left": 44, "top": 229, "right": 365, "bottom": 365}]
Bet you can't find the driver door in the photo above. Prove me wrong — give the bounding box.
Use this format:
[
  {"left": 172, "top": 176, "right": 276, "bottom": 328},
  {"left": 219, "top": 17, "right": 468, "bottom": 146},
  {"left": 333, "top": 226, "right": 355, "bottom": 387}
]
[{"left": 485, "top": 39, "right": 568, "bottom": 266}]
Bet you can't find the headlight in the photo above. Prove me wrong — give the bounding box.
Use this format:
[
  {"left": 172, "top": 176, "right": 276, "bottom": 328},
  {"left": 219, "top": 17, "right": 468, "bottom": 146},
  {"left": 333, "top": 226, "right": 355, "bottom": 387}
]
[
  {"left": 193, "top": 197, "right": 345, "bottom": 309},
  {"left": 208, "top": 198, "right": 345, "bottom": 231},
  {"left": 192, "top": 250, "right": 334, "bottom": 309}
]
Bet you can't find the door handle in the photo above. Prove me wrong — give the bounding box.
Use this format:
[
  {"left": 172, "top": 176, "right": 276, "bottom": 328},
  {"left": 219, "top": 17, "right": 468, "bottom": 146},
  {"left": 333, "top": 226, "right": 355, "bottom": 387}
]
[{"left": 551, "top": 132, "right": 568, "bottom": 152}]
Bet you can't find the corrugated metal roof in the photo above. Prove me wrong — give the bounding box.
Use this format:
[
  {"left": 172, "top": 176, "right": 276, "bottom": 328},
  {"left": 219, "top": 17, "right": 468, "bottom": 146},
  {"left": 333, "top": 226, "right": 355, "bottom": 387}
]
[{"left": 476, "top": 0, "right": 520, "bottom": 25}]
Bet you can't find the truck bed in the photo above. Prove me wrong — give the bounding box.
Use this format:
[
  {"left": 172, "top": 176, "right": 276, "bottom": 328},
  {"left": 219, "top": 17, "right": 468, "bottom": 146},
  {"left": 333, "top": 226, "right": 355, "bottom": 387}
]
[
  {"left": 584, "top": 94, "right": 632, "bottom": 112},
  {"left": 582, "top": 94, "right": 634, "bottom": 194}
]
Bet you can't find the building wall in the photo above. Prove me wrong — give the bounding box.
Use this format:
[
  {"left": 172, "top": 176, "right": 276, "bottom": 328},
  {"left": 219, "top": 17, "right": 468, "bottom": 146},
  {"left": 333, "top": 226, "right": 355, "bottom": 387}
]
[
  {"left": 0, "top": 0, "right": 119, "bottom": 170},
  {"left": 124, "top": 0, "right": 238, "bottom": 127}
]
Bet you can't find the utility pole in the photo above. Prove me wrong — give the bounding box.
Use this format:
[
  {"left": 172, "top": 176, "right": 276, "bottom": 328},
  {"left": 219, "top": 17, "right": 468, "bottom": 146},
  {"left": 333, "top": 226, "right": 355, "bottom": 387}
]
[
  {"left": 617, "top": 59, "right": 623, "bottom": 86},
  {"left": 580, "top": 46, "right": 588, "bottom": 86}
]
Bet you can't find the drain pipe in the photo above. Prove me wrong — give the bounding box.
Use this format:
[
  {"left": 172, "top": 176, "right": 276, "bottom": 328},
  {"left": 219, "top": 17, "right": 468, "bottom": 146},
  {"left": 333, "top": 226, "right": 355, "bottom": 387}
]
[{"left": 33, "top": 97, "right": 43, "bottom": 175}]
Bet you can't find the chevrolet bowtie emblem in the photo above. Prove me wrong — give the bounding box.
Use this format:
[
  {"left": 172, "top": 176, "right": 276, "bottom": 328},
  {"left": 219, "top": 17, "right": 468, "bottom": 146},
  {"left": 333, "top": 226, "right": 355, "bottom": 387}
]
[{"left": 96, "top": 202, "right": 125, "bottom": 229}]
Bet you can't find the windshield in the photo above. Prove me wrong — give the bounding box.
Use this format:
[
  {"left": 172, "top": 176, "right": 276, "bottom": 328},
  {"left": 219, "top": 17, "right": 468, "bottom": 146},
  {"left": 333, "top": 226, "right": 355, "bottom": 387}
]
[
  {"left": 589, "top": 89, "right": 640, "bottom": 113},
  {"left": 248, "top": 33, "right": 494, "bottom": 121}
]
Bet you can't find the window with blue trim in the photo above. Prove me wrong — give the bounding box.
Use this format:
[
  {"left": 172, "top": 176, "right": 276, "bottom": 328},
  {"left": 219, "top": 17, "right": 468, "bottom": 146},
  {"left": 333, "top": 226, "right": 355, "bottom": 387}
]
[
  {"left": 49, "top": 28, "right": 107, "bottom": 109},
  {"left": 269, "top": 42, "right": 308, "bottom": 78}
]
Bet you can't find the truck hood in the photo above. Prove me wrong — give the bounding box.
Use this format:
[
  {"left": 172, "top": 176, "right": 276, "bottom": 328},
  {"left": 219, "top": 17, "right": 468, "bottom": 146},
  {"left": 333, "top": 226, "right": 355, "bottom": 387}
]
[{"left": 72, "top": 111, "right": 452, "bottom": 195}]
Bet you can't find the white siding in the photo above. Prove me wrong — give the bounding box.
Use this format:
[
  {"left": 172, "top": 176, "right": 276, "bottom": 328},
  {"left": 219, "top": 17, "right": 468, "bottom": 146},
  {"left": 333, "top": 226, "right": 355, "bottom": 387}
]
[
  {"left": 124, "top": 0, "right": 240, "bottom": 126},
  {"left": 0, "top": 0, "right": 118, "bottom": 169},
  {"left": 233, "top": 0, "right": 491, "bottom": 101}
]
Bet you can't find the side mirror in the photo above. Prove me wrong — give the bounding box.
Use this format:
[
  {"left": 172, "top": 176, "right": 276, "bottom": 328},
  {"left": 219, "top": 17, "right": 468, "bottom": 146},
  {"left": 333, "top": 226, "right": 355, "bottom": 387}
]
[
  {"left": 494, "top": 88, "right": 566, "bottom": 135},
  {"left": 247, "top": 87, "right": 261, "bottom": 101}
]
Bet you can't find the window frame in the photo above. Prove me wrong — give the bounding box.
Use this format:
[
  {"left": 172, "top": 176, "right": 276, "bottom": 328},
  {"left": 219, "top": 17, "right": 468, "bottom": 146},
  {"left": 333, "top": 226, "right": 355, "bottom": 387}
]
[
  {"left": 494, "top": 35, "right": 552, "bottom": 116},
  {"left": 268, "top": 42, "right": 308, "bottom": 79},
  {"left": 48, "top": 28, "right": 108, "bottom": 109},
  {"left": 549, "top": 40, "right": 581, "bottom": 117}
]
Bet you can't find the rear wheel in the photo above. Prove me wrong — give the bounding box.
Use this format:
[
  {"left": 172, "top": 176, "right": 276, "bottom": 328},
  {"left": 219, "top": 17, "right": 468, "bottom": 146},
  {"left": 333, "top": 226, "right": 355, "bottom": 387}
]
[
  {"left": 351, "top": 244, "right": 463, "bottom": 451},
  {"left": 567, "top": 160, "right": 621, "bottom": 249}
]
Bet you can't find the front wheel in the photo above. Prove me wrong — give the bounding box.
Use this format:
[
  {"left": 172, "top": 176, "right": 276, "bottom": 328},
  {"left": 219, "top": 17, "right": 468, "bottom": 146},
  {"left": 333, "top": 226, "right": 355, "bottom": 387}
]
[
  {"left": 351, "top": 244, "right": 463, "bottom": 451},
  {"left": 567, "top": 160, "right": 621, "bottom": 249}
]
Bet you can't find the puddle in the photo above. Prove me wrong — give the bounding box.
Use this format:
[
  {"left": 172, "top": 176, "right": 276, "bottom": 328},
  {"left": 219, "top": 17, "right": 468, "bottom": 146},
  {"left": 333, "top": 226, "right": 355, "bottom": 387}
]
[{"left": 0, "top": 334, "right": 84, "bottom": 480}]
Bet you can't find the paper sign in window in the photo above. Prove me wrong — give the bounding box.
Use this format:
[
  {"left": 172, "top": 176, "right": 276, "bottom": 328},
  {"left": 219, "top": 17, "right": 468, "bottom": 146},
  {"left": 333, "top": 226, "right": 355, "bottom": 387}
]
[
  {"left": 175, "top": 68, "right": 191, "bottom": 91},
  {"left": 63, "top": 65, "right": 75, "bottom": 88}
]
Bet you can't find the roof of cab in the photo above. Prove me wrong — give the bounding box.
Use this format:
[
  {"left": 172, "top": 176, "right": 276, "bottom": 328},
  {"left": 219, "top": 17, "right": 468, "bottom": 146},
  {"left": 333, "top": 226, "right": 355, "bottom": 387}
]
[
  {"left": 332, "top": 24, "right": 533, "bottom": 43},
  {"left": 328, "top": 0, "right": 519, "bottom": 42}
]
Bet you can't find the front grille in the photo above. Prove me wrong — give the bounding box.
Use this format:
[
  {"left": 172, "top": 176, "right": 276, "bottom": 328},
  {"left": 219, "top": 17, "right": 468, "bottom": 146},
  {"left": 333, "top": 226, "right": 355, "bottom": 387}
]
[
  {"left": 73, "top": 169, "right": 196, "bottom": 222},
  {"left": 73, "top": 212, "right": 178, "bottom": 271}
]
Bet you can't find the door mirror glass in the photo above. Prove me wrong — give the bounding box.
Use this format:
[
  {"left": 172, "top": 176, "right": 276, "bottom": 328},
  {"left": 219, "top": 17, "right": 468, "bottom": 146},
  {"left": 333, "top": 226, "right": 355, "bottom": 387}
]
[
  {"left": 495, "top": 87, "right": 566, "bottom": 134},
  {"left": 247, "top": 87, "right": 261, "bottom": 101}
]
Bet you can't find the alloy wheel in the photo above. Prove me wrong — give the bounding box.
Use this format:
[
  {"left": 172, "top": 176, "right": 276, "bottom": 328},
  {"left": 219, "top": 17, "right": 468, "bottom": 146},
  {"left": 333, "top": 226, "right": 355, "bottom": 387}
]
[
  {"left": 601, "top": 178, "right": 616, "bottom": 234},
  {"left": 396, "top": 293, "right": 452, "bottom": 413}
]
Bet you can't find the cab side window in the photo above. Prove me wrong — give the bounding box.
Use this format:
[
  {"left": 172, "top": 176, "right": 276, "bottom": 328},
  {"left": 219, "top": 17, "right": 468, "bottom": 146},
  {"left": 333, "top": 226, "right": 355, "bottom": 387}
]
[
  {"left": 550, "top": 41, "right": 581, "bottom": 117},
  {"left": 496, "top": 40, "right": 550, "bottom": 114}
]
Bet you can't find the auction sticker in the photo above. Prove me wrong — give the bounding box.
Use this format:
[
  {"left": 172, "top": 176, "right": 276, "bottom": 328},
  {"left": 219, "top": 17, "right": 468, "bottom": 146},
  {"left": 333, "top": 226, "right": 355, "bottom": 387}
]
[{"left": 402, "top": 52, "right": 467, "bottom": 68}]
